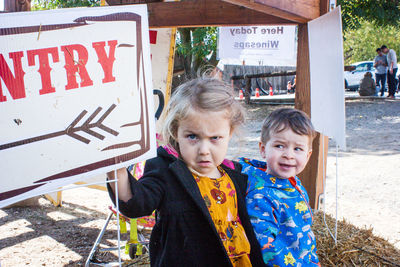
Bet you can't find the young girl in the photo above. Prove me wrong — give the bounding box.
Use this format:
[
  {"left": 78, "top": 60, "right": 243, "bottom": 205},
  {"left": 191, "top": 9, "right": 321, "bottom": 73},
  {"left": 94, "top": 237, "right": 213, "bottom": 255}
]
[{"left": 107, "top": 77, "right": 263, "bottom": 267}]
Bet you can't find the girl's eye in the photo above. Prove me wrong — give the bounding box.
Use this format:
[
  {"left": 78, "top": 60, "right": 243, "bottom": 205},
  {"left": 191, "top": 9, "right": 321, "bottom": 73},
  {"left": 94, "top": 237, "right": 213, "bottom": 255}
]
[
  {"left": 295, "top": 147, "right": 304, "bottom": 151},
  {"left": 211, "top": 136, "right": 220, "bottom": 141},
  {"left": 187, "top": 134, "right": 197, "bottom": 140},
  {"left": 275, "top": 144, "right": 284, "bottom": 149}
]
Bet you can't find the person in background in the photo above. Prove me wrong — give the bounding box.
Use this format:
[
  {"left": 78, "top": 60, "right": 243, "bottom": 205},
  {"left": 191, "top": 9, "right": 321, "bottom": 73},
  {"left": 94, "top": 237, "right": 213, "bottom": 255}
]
[
  {"left": 291, "top": 76, "right": 296, "bottom": 93},
  {"left": 359, "top": 72, "right": 376, "bottom": 96},
  {"left": 287, "top": 81, "right": 292, "bottom": 94},
  {"left": 381, "top": 45, "right": 397, "bottom": 98},
  {"left": 374, "top": 48, "right": 388, "bottom": 96},
  {"left": 286, "top": 76, "right": 296, "bottom": 94}
]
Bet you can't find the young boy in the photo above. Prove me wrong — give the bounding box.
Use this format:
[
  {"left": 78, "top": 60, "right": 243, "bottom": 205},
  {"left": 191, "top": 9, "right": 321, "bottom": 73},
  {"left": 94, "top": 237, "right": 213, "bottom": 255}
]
[{"left": 239, "top": 108, "right": 320, "bottom": 266}]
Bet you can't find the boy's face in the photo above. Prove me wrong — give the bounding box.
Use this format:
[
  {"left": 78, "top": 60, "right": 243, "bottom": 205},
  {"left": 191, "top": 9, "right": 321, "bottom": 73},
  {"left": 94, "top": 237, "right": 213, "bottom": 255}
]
[{"left": 259, "top": 128, "right": 312, "bottom": 179}]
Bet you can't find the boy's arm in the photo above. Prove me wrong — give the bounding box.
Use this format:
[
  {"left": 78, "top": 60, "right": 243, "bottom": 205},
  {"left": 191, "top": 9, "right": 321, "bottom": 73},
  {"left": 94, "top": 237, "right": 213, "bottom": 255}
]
[{"left": 247, "top": 189, "right": 291, "bottom": 265}]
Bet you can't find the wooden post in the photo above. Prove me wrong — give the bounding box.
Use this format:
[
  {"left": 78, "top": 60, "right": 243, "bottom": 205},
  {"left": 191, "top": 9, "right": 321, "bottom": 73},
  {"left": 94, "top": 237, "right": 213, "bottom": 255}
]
[
  {"left": 295, "top": 23, "right": 328, "bottom": 209},
  {"left": 244, "top": 77, "right": 251, "bottom": 104}
]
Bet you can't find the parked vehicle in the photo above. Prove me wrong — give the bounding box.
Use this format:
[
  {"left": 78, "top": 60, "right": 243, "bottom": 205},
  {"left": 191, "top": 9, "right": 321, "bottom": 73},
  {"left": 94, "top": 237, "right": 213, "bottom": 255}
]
[{"left": 344, "top": 61, "right": 375, "bottom": 90}]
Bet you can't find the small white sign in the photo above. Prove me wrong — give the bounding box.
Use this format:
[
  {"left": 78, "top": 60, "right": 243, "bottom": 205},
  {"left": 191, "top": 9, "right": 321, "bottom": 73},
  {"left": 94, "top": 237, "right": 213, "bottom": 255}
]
[
  {"left": 218, "top": 26, "right": 296, "bottom": 62},
  {"left": 308, "top": 7, "right": 346, "bottom": 149},
  {"left": 0, "top": 5, "right": 156, "bottom": 207}
]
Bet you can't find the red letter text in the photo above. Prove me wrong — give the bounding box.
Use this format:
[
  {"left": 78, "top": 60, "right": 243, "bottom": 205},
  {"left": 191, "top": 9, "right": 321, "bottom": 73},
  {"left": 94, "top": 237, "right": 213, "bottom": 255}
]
[
  {"left": 0, "top": 52, "right": 26, "bottom": 102},
  {"left": 27, "top": 47, "right": 60, "bottom": 95},
  {"left": 61, "top": 44, "right": 93, "bottom": 90},
  {"left": 92, "top": 40, "right": 117, "bottom": 84}
]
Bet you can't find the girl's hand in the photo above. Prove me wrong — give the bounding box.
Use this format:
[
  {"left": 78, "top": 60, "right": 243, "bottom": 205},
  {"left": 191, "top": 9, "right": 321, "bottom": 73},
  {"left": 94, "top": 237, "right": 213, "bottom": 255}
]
[{"left": 107, "top": 167, "right": 132, "bottom": 202}]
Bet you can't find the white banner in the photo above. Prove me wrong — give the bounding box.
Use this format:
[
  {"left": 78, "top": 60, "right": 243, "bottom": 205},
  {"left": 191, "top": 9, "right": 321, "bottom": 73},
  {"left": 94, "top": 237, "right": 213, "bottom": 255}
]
[
  {"left": 218, "top": 26, "right": 296, "bottom": 64},
  {"left": 308, "top": 7, "right": 346, "bottom": 149},
  {"left": 0, "top": 5, "right": 157, "bottom": 207}
]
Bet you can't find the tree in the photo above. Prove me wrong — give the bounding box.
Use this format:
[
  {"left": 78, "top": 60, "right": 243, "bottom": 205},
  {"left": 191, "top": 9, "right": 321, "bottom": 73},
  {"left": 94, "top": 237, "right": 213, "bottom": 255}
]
[
  {"left": 343, "top": 20, "right": 400, "bottom": 64},
  {"left": 338, "top": 0, "right": 400, "bottom": 30},
  {"left": 338, "top": 0, "right": 400, "bottom": 64},
  {"left": 31, "top": 0, "right": 99, "bottom": 10},
  {"left": 175, "top": 27, "right": 218, "bottom": 80}
]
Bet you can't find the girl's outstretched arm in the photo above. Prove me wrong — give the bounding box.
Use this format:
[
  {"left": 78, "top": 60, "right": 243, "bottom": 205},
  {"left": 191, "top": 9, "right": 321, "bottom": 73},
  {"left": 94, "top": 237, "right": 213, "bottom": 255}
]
[
  {"left": 107, "top": 168, "right": 132, "bottom": 202},
  {"left": 106, "top": 157, "right": 166, "bottom": 218}
]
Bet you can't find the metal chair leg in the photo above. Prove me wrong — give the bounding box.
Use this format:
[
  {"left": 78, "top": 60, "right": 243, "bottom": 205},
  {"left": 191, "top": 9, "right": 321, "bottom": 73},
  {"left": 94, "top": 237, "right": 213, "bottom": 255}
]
[{"left": 85, "top": 212, "right": 113, "bottom": 267}]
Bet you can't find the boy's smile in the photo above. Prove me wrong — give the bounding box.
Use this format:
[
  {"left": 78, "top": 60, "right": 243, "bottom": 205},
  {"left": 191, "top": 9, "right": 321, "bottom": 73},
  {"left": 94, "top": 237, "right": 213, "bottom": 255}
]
[
  {"left": 176, "top": 109, "right": 232, "bottom": 178},
  {"left": 259, "top": 128, "right": 312, "bottom": 179}
]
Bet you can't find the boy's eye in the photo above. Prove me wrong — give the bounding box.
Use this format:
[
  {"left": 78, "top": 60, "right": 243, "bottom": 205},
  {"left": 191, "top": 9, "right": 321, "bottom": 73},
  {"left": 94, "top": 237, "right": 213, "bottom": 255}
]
[
  {"left": 275, "top": 144, "right": 284, "bottom": 149},
  {"left": 295, "top": 147, "right": 303, "bottom": 151},
  {"left": 211, "top": 136, "right": 220, "bottom": 141}
]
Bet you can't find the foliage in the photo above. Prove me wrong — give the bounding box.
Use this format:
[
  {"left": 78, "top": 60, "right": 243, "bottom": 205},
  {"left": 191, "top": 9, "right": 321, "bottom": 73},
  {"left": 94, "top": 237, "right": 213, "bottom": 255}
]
[
  {"left": 175, "top": 27, "right": 218, "bottom": 79},
  {"left": 343, "top": 20, "right": 400, "bottom": 64},
  {"left": 32, "top": 0, "right": 99, "bottom": 10},
  {"left": 338, "top": 0, "right": 400, "bottom": 30}
]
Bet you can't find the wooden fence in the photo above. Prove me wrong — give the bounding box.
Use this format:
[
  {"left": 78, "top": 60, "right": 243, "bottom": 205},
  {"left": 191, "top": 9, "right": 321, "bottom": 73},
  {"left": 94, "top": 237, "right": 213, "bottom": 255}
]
[{"left": 222, "top": 65, "right": 296, "bottom": 94}]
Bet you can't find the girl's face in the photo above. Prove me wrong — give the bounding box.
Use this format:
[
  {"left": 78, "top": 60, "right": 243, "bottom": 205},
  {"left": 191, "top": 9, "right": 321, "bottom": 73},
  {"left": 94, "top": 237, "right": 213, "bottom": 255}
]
[
  {"left": 259, "top": 128, "right": 312, "bottom": 179},
  {"left": 176, "top": 109, "right": 232, "bottom": 178}
]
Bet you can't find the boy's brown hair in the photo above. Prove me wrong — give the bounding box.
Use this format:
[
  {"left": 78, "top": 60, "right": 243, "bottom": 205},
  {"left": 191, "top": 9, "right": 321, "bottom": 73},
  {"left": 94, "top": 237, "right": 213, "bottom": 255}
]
[{"left": 261, "top": 108, "right": 316, "bottom": 145}]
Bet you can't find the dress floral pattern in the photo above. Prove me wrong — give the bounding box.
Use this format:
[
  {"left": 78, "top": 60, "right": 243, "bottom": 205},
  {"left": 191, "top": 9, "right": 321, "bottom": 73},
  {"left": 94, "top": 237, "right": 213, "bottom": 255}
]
[{"left": 193, "top": 167, "right": 252, "bottom": 267}]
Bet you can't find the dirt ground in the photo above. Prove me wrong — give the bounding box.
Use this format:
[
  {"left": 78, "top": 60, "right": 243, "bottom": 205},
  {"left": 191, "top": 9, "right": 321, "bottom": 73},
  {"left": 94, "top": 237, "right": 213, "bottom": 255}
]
[{"left": 1, "top": 98, "right": 399, "bottom": 266}]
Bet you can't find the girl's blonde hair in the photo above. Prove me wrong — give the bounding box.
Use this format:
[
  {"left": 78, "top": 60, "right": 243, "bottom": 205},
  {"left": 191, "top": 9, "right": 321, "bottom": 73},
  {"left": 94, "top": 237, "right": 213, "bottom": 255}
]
[{"left": 162, "top": 77, "right": 245, "bottom": 153}]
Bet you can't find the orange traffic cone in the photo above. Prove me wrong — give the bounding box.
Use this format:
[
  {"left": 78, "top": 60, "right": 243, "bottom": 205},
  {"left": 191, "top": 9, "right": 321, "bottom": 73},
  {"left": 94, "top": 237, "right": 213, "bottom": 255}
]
[
  {"left": 255, "top": 88, "right": 260, "bottom": 98},
  {"left": 239, "top": 89, "right": 244, "bottom": 100},
  {"left": 269, "top": 86, "right": 273, "bottom": 96}
]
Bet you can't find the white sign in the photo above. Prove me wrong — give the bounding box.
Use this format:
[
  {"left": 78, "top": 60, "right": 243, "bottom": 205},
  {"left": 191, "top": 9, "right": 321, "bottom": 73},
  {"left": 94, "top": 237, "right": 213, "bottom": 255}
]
[
  {"left": 308, "top": 7, "right": 346, "bottom": 149},
  {"left": 149, "top": 28, "right": 175, "bottom": 132},
  {"left": 0, "top": 5, "right": 156, "bottom": 207},
  {"left": 218, "top": 26, "right": 296, "bottom": 63}
]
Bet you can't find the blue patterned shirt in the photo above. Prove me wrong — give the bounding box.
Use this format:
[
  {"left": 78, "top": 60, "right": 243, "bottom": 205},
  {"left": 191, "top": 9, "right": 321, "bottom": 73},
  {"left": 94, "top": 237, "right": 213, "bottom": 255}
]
[{"left": 239, "top": 158, "right": 320, "bottom": 266}]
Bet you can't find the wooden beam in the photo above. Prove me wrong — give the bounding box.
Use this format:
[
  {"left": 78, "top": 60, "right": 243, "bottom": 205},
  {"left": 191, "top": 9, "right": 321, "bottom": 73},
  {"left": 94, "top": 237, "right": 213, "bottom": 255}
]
[
  {"left": 295, "top": 24, "right": 311, "bottom": 113},
  {"left": 295, "top": 23, "right": 322, "bottom": 209},
  {"left": 4, "top": 0, "right": 31, "bottom": 12},
  {"left": 106, "top": 0, "right": 160, "bottom": 4},
  {"left": 320, "top": 0, "right": 330, "bottom": 15},
  {"left": 221, "top": 0, "right": 319, "bottom": 23},
  {"left": 107, "top": 0, "right": 295, "bottom": 27}
]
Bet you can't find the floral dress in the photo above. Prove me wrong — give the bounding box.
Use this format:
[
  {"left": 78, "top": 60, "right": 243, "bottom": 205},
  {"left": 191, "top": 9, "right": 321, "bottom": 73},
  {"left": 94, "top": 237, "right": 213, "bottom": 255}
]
[{"left": 193, "top": 167, "right": 252, "bottom": 267}]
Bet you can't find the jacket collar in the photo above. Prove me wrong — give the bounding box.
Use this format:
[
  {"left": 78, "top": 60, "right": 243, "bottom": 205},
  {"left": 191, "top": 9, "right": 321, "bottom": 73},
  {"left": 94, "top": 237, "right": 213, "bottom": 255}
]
[
  {"left": 167, "top": 155, "right": 237, "bottom": 264},
  {"left": 158, "top": 146, "right": 216, "bottom": 227},
  {"left": 169, "top": 159, "right": 216, "bottom": 228}
]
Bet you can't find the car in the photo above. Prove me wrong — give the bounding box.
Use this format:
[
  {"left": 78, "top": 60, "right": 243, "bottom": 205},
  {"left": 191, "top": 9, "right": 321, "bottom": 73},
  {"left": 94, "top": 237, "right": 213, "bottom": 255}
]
[{"left": 344, "top": 61, "right": 375, "bottom": 90}]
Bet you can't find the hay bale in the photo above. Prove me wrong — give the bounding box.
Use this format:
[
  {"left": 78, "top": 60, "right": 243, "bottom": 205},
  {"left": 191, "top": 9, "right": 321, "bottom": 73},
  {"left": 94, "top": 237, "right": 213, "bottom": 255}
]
[
  {"left": 120, "top": 211, "right": 400, "bottom": 266},
  {"left": 313, "top": 211, "right": 400, "bottom": 266}
]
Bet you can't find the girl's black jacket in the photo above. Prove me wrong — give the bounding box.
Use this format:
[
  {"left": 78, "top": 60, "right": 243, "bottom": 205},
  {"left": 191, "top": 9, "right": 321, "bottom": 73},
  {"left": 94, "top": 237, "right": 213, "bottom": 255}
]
[{"left": 108, "top": 147, "right": 264, "bottom": 267}]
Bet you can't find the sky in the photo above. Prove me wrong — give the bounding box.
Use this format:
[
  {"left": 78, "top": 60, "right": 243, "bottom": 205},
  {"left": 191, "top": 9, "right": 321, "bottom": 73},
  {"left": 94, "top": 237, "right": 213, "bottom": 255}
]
[{"left": 0, "top": 0, "right": 3, "bottom": 11}]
